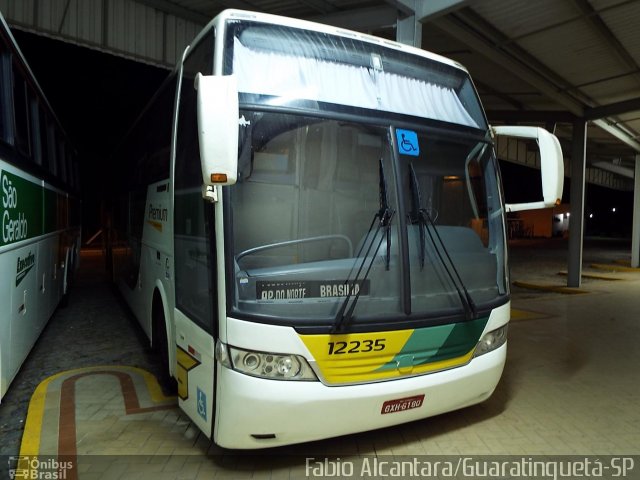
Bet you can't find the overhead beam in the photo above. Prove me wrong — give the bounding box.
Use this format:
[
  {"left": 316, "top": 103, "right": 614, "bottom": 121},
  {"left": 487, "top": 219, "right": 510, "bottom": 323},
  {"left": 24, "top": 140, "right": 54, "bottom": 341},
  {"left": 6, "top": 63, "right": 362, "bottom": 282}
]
[
  {"left": 592, "top": 161, "right": 635, "bottom": 179},
  {"left": 434, "top": 13, "right": 586, "bottom": 117},
  {"left": 415, "top": 0, "right": 472, "bottom": 22},
  {"left": 475, "top": 81, "right": 525, "bottom": 111},
  {"left": 132, "top": 0, "right": 209, "bottom": 24},
  {"left": 297, "top": 0, "right": 339, "bottom": 15},
  {"left": 385, "top": 0, "right": 471, "bottom": 21},
  {"left": 205, "top": 0, "right": 258, "bottom": 12},
  {"left": 435, "top": 9, "right": 640, "bottom": 153},
  {"left": 486, "top": 110, "right": 577, "bottom": 123},
  {"left": 307, "top": 6, "right": 397, "bottom": 31},
  {"left": 593, "top": 119, "right": 640, "bottom": 152},
  {"left": 585, "top": 96, "right": 640, "bottom": 120},
  {"left": 587, "top": 142, "right": 639, "bottom": 158},
  {"left": 383, "top": 0, "right": 415, "bottom": 18}
]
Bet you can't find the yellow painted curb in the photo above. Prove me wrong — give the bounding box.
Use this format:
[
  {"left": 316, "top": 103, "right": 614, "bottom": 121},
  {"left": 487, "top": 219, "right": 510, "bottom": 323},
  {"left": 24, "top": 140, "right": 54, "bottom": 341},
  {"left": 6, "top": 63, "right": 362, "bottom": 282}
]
[
  {"left": 590, "top": 263, "right": 640, "bottom": 273},
  {"left": 510, "top": 308, "right": 548, "bottom": 321},
  {"left": 557, "top": 271, "right": 623, "bottom": 281},
  {"left": 512, "top": 281, "right": 588, "bottom": 294},
  {"left": 19, "top": 365, "right": 175, "bottom": 456},
  {"left": 613, "top": 259, "right": 631, "bottom": 266}
]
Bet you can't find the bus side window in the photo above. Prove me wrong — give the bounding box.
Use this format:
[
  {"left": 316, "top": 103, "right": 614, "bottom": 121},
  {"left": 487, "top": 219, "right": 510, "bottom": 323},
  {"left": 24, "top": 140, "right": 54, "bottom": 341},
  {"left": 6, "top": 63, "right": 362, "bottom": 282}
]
[
  {"left": 57, "top": 138, "right": 67, "bottom": 183},
  {"left": 46, "top": 120, "right": 57, "bottom": 176},
  {"left": 0, "top": 52, "right": 11, "bottom": 144},
  {"left": 68, "top": 153, "right": 76, "bottom": 190},
  {"left": 12, "top": 59, "right": 30, "bottom": 158},
  {"left": 65, "top": 145, "right": 73, "bottom": 187},
  {"left": 174, "top": 33, "right": 215, "bottom": 332},
  {"left": 38, "top": 108, "right": 49, "bottom": 169},
  {"left": 29, "top": 96, "right": 43, "bottom": 166}
]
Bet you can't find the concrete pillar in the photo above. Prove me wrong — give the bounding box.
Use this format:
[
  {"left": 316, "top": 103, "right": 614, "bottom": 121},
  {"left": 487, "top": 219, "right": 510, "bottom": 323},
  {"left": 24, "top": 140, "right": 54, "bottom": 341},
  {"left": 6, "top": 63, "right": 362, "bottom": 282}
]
[
  {"left": 567, "top": 120, "right": 587, "bottom": 287},
  {"left": 632, "top": 155, "right": 640, "bottom": 267},
  {"left": 396, "top": 14, "right": 422, "bottom": 48}
]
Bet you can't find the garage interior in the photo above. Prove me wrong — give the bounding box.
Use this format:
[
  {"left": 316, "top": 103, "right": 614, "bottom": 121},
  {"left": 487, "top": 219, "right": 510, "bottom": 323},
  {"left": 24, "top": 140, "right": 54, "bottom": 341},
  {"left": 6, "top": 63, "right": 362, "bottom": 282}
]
[{"left": 0, "top": 0, "right": 639, "bottom": 475}]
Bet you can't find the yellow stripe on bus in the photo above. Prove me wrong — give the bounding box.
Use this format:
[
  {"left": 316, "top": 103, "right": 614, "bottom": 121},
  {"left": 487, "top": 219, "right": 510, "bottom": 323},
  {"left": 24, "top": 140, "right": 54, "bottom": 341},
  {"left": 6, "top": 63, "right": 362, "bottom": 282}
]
[
  {"left": 147, "top": 220, "right": 163, "bottom": 232},
  {"left": 300, "top": 329, "right": 412, "bottom": 384},
  {"left": 300, "top": 328, "right": 478, "bottom": 384}
]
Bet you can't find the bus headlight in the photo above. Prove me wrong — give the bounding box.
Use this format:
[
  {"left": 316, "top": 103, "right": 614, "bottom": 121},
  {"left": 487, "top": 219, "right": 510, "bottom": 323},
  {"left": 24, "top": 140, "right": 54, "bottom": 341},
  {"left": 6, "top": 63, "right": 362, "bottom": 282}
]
[
  {"left": 474, "top": 324, "right": 508, "bottom": 357},
  {"left": 216, "top": 340, "right": 317, "bottom": 381}
]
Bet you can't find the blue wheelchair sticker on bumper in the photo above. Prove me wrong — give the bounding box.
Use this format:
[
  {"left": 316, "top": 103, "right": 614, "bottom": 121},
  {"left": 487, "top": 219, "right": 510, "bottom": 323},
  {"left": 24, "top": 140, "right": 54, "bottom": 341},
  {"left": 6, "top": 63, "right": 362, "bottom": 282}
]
[{"left": 197, "top": 387, "right": 207, "bottom": 421}]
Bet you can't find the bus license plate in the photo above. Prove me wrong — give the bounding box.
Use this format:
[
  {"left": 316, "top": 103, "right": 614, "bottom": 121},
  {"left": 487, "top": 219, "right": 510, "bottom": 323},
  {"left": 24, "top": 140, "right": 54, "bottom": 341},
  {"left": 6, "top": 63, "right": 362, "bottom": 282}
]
[{"left": 381, "top": 394, "right": 425, "bottom": 414}]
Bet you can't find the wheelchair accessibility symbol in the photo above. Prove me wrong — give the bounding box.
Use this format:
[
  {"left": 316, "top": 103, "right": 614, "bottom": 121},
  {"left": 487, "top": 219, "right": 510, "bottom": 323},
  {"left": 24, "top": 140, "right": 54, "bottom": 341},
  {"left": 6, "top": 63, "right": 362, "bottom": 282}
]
[
  {"left": 197, "top": 387, "right": 207, "bottom": 421},
  {"left": 396, "top": 129, "right": 420, "bottom": 157}
]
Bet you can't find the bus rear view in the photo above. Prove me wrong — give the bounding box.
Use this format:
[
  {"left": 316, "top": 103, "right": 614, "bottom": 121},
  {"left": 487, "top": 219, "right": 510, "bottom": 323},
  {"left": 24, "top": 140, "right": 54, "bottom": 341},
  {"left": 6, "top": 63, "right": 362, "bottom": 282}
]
[{"left": 115, "top": 9, "right": 563, "bottom": 449}]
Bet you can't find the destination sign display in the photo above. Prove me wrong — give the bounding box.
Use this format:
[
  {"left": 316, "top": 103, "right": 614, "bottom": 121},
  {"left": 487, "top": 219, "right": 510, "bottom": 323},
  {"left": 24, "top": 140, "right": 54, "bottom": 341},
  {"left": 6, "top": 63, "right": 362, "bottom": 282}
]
[{"left": 256, "top": 280, "right": 370, "bottom": 301}]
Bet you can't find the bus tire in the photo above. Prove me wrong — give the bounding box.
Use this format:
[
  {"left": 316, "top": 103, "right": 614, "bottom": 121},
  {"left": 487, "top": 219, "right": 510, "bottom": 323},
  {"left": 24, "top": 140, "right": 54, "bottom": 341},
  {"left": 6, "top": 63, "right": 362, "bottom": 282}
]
[{"left": 152, "top": 293, "right": 177, "bottom": 395}]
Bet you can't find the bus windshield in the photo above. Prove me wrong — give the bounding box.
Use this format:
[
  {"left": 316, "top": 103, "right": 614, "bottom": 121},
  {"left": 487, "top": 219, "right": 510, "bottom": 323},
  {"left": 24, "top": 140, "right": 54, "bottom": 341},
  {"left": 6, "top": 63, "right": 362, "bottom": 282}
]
[{"left": 229, "top": 111, "right": 508, "bottom": 326}]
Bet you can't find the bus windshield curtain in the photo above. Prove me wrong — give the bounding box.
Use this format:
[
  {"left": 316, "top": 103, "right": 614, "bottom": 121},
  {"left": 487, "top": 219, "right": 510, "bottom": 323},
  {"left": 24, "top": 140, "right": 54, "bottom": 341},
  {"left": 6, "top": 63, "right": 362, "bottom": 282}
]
[{"left": 233, "top": 38, "right": 480, "bottom": 129}]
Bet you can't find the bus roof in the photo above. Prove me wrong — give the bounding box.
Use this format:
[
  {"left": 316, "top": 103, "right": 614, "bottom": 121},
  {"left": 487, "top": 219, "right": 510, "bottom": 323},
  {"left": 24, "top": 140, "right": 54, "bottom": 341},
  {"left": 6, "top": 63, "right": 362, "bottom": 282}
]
[{"left": 192, "top": 9, "right": 471, "bottom": 76}]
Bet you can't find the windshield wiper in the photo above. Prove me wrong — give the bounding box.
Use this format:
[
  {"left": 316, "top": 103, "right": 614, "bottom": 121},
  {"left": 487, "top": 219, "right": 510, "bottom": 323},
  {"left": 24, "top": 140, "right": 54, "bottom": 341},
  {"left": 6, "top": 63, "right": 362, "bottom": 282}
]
[
  {"left": 409, "top": 163, "right": 477, "bottom": 320},
  {"left": 408, "top": 162, "right": 427, "bottom": 270},
  {"left": 332, "top": 158, "right": 394, "bottom": 333}
]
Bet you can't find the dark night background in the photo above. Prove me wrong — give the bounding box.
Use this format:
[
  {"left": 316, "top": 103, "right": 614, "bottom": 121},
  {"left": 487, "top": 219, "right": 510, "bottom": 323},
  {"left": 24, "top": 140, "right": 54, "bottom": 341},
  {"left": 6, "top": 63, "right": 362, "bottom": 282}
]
[
  {"left": 12, "top": 29, "right": 167, "bottom": 239},
  {"left": 10, "top": 29, "right": 635, "bottom": 241},
  {"left": 500, "top": 161, "right": 634, "bottom": 238}
]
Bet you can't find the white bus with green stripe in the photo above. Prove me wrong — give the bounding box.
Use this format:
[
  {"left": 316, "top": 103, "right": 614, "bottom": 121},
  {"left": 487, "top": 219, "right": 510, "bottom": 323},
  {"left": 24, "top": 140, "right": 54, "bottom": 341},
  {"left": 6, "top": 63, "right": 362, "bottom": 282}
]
[
  {"left": 0, "top": 13, "right": 81, "bottom": 402},
  {"left": 111, "top": 9, "right": 563, "bottom": 448}
]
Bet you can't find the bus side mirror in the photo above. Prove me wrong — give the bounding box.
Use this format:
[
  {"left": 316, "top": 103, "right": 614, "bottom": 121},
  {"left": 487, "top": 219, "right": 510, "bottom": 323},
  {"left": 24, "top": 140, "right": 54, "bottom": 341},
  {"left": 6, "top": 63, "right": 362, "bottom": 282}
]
[
  {"left": 492, "top": 126, "right": 564, "bottom": 212},
  {"left": 195, "top": 73, "right": 239, "bottom": 186}
]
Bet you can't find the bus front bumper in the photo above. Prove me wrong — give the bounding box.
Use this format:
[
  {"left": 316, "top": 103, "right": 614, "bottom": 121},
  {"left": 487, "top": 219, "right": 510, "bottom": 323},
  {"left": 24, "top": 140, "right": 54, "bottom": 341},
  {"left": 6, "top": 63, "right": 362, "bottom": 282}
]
[{"left": 213, "top": 343, "right": 506, "bottom": 449}]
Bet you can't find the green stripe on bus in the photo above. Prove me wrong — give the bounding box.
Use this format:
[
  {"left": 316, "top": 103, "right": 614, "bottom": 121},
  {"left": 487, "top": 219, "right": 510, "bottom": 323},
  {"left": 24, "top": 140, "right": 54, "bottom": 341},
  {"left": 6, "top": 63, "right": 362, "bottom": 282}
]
[
  {"left": 375, "top": 316, "right": 489, "bottom": 371},
  {"left": 1, "top": 170, "right": 43, "bottom": 247}
]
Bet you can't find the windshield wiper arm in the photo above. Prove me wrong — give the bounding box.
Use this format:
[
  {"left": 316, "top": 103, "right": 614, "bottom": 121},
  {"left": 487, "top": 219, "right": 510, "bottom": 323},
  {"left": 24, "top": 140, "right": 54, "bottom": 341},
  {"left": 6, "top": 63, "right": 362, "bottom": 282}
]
[
  {"left": 409, "top": 163, "right": 477, "bottom": 320},
  {"left": 408, "top": 162, "right": 426, "bottom": 270},
  {"left": 332, "top": 159, "right": 394, "bottom": 333}
]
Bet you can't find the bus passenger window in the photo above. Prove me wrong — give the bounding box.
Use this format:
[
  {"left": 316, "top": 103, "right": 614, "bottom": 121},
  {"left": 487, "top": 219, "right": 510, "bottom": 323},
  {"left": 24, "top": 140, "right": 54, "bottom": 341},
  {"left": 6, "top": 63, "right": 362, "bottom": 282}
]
[
  {"left": 58, "top": 139, "right": 67, "bottom": 182},
  {"left": 29, "top": 97, "right": 43, "bottom": 165},
  {"left": 12, "top": 67, "right": 30, "bottom": 157},
  {"left": 0, "top": 53, "right": 11, "bottom": 144},
  {"left": 46, "top": 122, "right": 57, "bottom": 175},
  {"left": 65, "top": 148, "right": 73, "bottom": 186},
  {"left": 38, "top": 108, "right": 49, "bottom": 170}
]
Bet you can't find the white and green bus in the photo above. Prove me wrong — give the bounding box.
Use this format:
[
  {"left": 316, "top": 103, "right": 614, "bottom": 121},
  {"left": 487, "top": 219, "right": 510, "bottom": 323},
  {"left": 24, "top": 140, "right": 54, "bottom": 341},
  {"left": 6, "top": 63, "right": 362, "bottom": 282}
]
[
  {"left": 0, "top": 12, "right": 81, "bottom": 402},
  {"left": 111, "top": 9, "right": 563, "bottom": 448}
]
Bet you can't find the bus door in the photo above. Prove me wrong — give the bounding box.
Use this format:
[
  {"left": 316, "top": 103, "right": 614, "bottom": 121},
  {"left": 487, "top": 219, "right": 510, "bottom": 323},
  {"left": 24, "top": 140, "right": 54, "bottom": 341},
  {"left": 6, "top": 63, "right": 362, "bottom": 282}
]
[
  {"left": 173, "top": 197, "right": 218, "bottom": 437},
  {"left": 172, "top": 36, "right": 217, "bottom": 436}
]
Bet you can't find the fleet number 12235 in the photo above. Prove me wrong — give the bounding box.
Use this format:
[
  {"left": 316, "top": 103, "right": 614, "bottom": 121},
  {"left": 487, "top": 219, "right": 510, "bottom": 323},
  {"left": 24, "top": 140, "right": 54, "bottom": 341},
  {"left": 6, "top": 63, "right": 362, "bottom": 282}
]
[{"left": 327, "top": 339, "right": 386, "bottom": 355}]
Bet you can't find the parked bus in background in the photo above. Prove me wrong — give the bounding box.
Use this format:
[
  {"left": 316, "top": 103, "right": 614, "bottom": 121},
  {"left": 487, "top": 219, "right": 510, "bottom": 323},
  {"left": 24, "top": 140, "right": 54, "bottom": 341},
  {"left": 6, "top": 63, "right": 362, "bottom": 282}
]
[
  {"left": 0, "top": 12, "right": 81, "bottom": 402},
  {"left": 111, "top": 9, "right": 563, "bottom": 448}
]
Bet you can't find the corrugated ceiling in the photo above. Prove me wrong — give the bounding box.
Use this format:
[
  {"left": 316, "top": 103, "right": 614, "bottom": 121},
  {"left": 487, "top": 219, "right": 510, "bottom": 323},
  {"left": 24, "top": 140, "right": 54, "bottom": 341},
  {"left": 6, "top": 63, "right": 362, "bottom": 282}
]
[
  {"left": 4, "top": 0, "right": 639, "bottom": 185},
  {"left": 160, "top": 0, "right": 640, "bottom": 178}
]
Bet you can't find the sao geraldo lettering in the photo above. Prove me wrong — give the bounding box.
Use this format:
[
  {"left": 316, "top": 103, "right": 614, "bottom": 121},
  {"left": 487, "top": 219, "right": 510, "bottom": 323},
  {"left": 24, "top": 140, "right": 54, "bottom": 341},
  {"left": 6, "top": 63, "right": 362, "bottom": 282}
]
[{"left": 2, "top": 173, "right": 28, "bottom": 244}]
